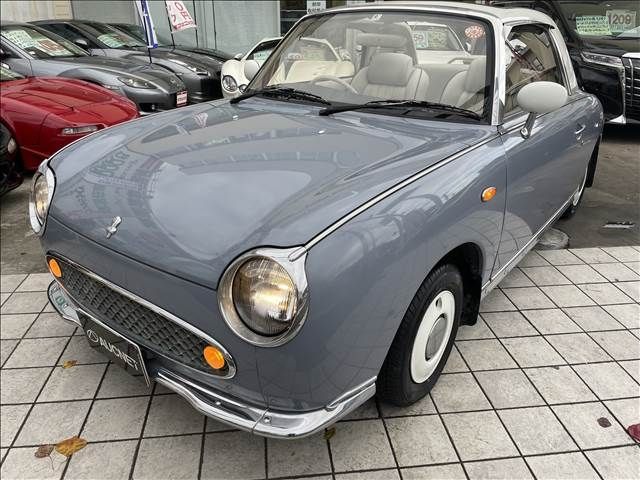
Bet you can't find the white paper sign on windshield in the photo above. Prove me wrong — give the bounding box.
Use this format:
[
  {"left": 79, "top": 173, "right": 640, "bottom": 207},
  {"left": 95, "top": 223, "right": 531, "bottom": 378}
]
[
  {"left": 606, "top": 9, "right": 637, "bottom": 33},
  {"left": 165, "top": 0, "right": 197, "bottom": 32},
  {"left": 3, "top": 30, "right": 36, "bottom": 49},
  {"left": 576, "top": 15, "right": 612, "bottom": 36}
]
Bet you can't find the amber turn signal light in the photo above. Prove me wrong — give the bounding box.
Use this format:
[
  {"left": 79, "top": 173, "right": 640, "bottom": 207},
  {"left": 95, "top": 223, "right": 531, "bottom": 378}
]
[
  {"left": 203, "top": 345, "right": 226, "bottom": 370},
  {"left": 48, "top": 258, "right": 62, "bottom": 278},
  {"left": 481, "top": 187, "right": 497, "bottom": 202}
]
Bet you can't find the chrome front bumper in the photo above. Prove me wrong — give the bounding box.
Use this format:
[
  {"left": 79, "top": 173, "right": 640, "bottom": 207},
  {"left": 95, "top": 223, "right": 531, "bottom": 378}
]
[{"left": 48, "top": 281, "right": 375, "bottom": 438}]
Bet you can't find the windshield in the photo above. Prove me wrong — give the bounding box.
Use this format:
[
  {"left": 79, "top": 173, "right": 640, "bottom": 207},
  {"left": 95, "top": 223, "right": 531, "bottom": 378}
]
[
  {"left": 81, "top": 22, "right": 146, "bottom": 48},
  {"left": 557, "top": 1, "right": 640, "bottom": 39},
  {"left": 0, "top": 66, "right": 24, "bottom": 81},
  {"left": 1, "top": 25, "right": 87, "bottom": 58},
  {"left": 247, "top": 40, "right": 280, "bottom": 65},
  {"left": 111, "top": 23, "right": 178, "bottom": 47},
  {"left": 250, "top": 11, "right": 492, "bottom": 119}
]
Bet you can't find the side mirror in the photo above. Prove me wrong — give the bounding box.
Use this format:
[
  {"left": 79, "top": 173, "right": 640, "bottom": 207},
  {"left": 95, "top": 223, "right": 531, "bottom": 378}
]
[
  {"left": 233, "top": 53, "right": 243, "bottom": 60},
  {"left": 517, "top": 81, "right": 568, "bottom": 138},
  {"left": 74, "top": 38, "right": 89, "bottom": 48},
  {"left": 0, "top": 47, "right": 7, "bottom": 59},
  {"left": 244, "top": 59, "right": 260, "bottom": 81}
]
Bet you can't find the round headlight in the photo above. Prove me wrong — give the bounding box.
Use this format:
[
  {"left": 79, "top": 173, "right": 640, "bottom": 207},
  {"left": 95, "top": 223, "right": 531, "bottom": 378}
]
[
  {"left": 33, "top": 175, "right": 49, "bottom": 221},
  {"left": 232, "top": 257, "right": 297, "bottom": 336},
  {"left": 222, "top": 75, "right": 237, "bottom": 92}
]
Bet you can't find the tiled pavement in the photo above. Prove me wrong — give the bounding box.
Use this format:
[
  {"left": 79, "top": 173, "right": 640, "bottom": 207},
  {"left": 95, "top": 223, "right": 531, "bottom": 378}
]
[{"left": 1, "top": 247, "right": 639, "bottom": 480}]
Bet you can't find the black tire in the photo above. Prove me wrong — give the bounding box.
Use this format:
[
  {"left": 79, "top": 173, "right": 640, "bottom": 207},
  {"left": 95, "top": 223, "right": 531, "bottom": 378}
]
[
  {"left": 378, "top": 264, "right": 463, "bottom": 406},
  {"left": 561, "top": 139, "right": 599, "bottom": 220}
]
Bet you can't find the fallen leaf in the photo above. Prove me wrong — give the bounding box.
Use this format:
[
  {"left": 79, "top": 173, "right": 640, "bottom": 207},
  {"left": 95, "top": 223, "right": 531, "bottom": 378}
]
[
  {"left": 55, "top": 437, "right": 87, "bottom": 457},
  {"left": 627, "top": 423, "right": 640, "bottom": 441},
  {"left": 62, "top": 360, "right": 78, "bottom": 369},
  {"left": 34, "top": 445, "right": 54, "bottom": 458},
  {"left": 597, "top": 417, "right": 611, "bottom": 428},
  {"left": 324, "top": 427, "right": 336, "bottom": 440}
]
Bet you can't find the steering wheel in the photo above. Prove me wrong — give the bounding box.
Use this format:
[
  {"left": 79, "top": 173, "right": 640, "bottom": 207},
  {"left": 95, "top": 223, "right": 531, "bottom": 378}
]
[{"left": 310, "top": 74, "right": 358, "bottom": 94}]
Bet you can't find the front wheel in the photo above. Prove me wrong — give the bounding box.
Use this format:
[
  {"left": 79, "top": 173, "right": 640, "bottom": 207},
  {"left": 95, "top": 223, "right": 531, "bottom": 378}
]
[{"left": 378, "top": 264, "right": 463, "bottom": 406}]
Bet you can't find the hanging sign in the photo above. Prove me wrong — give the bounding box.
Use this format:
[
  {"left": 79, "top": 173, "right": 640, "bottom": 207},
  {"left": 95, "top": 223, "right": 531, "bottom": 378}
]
[
  {"left": 166, "top": 0, "right": 197, "bottom": 32},
  {"left": 307, "top": 0, "right": 326, "bottom": 14}
]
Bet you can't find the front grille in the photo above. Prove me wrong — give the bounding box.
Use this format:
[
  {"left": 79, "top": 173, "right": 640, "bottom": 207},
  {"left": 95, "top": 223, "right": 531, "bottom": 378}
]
[
  {"left": 622, "top": 57, "right": 640, "bottom": 121},
  {"left": 55, "top": 257, "right": 214, "bottom": 373}
]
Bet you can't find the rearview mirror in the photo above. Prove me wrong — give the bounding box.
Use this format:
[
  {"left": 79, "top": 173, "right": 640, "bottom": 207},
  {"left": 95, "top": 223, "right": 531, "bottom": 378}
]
[
  {"left": 244, "top": 59, "right": 260, "bottom": 81},
  {"left": 517, "top": 81, "right": 568, "bottom": 138},
  {"left": 234, "top": 53, "right": 243, "bottom": 60}
]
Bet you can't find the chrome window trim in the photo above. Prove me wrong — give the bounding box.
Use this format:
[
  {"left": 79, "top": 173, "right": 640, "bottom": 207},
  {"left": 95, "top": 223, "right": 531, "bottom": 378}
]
[
  {"left": 49, "top": 253, "right": 237, "bottom": 379},
  {"left": 218, "top": 247, "right": 309, "bottom": 348}
]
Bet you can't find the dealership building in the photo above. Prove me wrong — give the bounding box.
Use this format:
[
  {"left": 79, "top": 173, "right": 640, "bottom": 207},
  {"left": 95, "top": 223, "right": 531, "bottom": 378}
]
[{"left": 3, "top": 0, "right": 377, "bottom": 55}]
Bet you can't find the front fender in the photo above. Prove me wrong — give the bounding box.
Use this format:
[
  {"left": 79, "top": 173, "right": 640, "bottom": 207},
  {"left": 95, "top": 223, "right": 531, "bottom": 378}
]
[{"left": 255, "top": 136, "right": 507, "bottom": 410}]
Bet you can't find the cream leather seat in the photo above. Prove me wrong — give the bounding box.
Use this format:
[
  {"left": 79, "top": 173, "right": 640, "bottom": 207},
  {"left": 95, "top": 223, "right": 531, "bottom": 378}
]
[
  {"left": 440, "top": 58, "right": 487, "bottom": 112},
  {"left": 351, "top": 52, "right": 429, "bottom": 100}
]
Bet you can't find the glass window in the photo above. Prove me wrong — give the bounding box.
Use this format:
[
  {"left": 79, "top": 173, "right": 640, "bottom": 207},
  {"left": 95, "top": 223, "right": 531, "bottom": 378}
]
[
  {"left": 252, "top": 11, "right": 492, "bottom": 120},
  {"left": 80, "top": 22, "right": 145, "bottom": 48},
  {"left": 504, "top": 24, "right": 565, "bottom": 115},
  {"left": 1, "top": 25, "right": 87, "bottom": 59},
  {"left": 247, "top": 40, "right": 280, "bottom": 65},
  {"left": 557, "top": 0, "right": 639, "bottom": 39},
  {"left": 0, "top": 66, "right": 24, "bottom": 81}
]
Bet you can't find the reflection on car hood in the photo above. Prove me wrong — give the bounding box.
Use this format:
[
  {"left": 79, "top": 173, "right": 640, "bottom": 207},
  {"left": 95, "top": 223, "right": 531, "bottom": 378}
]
[
  {"left": 51, "top": 55, "right": 180, "bottom": 83},
  {"left": 579, "top": 36, "right": 640, "bottom": 57},
  {"left": 49, "top": 99, "right": 495, "bottom": 288},
  {"left": 1, "top": 77, "right": 112, "bottom": 109}
]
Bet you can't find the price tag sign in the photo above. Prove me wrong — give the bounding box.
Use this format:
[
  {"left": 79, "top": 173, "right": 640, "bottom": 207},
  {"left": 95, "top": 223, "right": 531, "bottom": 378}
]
[
  {"left": 576, "top": 16, "right": 612, "bottom": 36},
  {"left": 165, "top": 0, "right": 197, "bottom": 32},
  {"left": 307, "top": 0, "right": 326, "bottom": 14},
  {"left": 606, "top": 9, "right": 637, "bottom": 33}
]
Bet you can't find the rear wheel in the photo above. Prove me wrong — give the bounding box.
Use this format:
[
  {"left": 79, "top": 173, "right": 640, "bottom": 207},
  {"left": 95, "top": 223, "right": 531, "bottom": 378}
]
[
  {"left": 561, "top": 140, "right": 599, "bottom": 220},
  {"left": 378, "top": 264, "right": 463, "bottom": 406}
]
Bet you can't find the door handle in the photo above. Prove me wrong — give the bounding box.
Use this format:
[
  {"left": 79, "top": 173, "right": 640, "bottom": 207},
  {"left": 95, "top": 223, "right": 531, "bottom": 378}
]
[{"left": 574, "top": 124, "right": 586, "bottom": 136}]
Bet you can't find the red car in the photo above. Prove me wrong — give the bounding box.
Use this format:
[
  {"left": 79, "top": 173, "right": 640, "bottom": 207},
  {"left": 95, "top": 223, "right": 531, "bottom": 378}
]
[{"left": 0, "top": 67, "right": 138, "bottom": 171}]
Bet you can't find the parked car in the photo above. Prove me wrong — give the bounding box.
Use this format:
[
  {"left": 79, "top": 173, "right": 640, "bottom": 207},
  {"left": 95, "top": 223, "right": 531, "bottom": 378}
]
[
  {"left": 0, "top": 121, "right": 22, "bottom": 196},
  {"left": 490, "top": 0, "right": 640, "bottom": 123},
  {"left": 0, "top": 66, "right": 138, "bottom": 172},
  {"left": 108, "top": 22, "right": 233, "bottom": 64},
  {"left": 37, "top": 2, "right": 602, "bottom": 438},
  {"left": 221, "top": 37, "right": 281, "bottom": 97},
  {"left": 0, "top": 22, "right": 187, "bottom": 115},
  {"left": 34, "top": 20, "right": 226, "bottom": 102}
]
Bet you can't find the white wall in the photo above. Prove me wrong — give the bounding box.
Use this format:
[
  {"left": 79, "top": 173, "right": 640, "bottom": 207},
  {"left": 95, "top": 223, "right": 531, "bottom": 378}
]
[
  {"left": 1, "top": 0, "right": 72, "bottom": 22},
  {"left": 72, "top": 0, "right": 137, "bottom": 23}
]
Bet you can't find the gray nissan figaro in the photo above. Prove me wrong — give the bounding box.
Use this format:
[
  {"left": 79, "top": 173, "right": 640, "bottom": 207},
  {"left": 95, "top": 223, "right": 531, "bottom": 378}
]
[{"left": 33, "top": 2, "right": 603, "bottom": 438}]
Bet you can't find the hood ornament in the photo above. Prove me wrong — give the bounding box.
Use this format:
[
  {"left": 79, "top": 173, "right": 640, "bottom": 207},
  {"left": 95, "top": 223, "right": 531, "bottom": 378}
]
[{"left": 105, "top": 216, "right": 122, "bottom": 239}]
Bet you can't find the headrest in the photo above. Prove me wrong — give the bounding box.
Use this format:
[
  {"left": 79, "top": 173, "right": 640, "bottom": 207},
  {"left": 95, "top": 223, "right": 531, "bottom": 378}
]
[
  {"left": 367, "top": 52, "right": 414, "bottom": 86},
  {"left": 465, "top": 57, "right": 487, "bottom": 93},
  {"left": 356, "top": 33, "right": 406, "bottom": 49}
]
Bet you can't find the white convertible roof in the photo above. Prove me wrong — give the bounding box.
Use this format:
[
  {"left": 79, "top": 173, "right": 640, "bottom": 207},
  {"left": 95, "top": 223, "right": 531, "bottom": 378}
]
[{"left": 322, "top": 1, "right": 556, "bottom": 26}]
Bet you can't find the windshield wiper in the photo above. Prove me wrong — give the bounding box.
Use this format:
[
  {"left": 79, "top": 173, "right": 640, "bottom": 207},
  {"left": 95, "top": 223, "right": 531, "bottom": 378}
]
[
  {"left": 230, "top": 86, "right": 331, "bottom": 105},
  {"left": 319, "top": 100, "right": 481, "bottom": 120}
]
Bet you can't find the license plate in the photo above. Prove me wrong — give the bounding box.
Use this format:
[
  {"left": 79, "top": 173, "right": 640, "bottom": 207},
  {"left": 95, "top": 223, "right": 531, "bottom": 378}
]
[
  {"left": 80, "top": 314, "right": 150, "bottom": 385},
  {"left": 177, "top": 90, "right": 188, "bottom": 107}
]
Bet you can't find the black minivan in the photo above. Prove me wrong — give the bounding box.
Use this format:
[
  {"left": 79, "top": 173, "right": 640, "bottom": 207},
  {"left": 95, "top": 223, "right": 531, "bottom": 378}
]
[{"left": 491, "top": 0, "right": 640, "bottom": 123}]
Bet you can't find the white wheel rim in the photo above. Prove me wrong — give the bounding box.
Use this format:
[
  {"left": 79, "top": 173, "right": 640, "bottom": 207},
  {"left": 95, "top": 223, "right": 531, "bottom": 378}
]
[{"left": 410, "top": 290, "right": 455, "bottom": 383}]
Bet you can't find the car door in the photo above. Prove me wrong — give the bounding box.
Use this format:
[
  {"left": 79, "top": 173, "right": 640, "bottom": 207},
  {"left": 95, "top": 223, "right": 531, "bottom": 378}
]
[
  {"left": 495, "top": 23, "right": 594, "bottom": 269},
  {"left": 0, "top": 41, "right": 33, "bottom": 76}
]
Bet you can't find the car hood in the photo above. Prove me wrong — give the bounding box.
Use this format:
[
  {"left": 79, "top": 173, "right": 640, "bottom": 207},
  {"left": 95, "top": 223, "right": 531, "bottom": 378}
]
[
  {"left": 49, "top": 99, "right": 495, "bottom": 289},
  {"left": 51, "top": 55, "right": 180, "bottom": 83},
  {"left": 1, "top": 77, "right": 112, "bottom": 109},
  {"left": 579, "top": 36, "right": 640, "bottom": 56}
]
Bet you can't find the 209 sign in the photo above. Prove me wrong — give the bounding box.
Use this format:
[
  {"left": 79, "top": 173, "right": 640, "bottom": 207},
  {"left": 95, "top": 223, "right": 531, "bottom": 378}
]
[{"left": 165, "top": 0, "right": 197, "bottom": 32}]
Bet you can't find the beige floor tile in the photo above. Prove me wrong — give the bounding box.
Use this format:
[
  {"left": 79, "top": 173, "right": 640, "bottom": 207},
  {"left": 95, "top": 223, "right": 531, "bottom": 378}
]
[
  {"left": 144, "top": 394, "right": 204, "bottom": 437},
  {"left": 386, "top": 415, "right": 458, "bottom": 467},
  {"left": 66, "top": 440, "right": 137, "bottom": 480},
  {"left": 96, "top": 363, "right": 152, "bottom": 398},
  {"left": 481, "top": 311, "right": 537, "bottom": 337},
  {"left": 25, "top": 313, "right": 76, "bottom": 338},
  {"left": 568, "top": 248, "right": 617, "bottom": 264},
  {"left": 81, "top": 397, "right": 148, "bottom": 441},
  {"left": 268, "top": 432, "right": 331, "bottom": 477},
  {"left": 586, "top": 446, "right": 640, "bottom": 480},
  {"left": 465, "top": 458, "right": 533, "bottom": 480},
  {"left": 603, "top": 304, "right": 640, "bottom": 329},
  {"left": 525, "top": 366, "right": 596, "bottom": 404},
  {"left": 201, "top": 431, "right": 265, "bottom": 479},
  {"left": 59, "top": 336, "right": 109, "bottom": 365},
  {"left": 518, "top": 251, "right": 550, "bottom": 267},
  {"left": 402, "top": 464, "right": 465, "bottom": 480},
  {"left": 578, "top": 282, "right": 634, "bottom": 305},
  {"left": 522, "top": 309, "right": 580, "bottom": 334},
  {"left": 443, "top": 411, "right": 518, "bottom": 461},
  {"left": 4, "top": 337, "right": 68, "bottom": 368},
  {"left": 0, "top": 447, "right": 65, "bottom": 480},
  {"left": 329, "top": 420, "right": 395, "bottom": 472},
  {"left": 431, "top": 373, "right": 490, "bottom": 412},
  {"left": 552, "top": 402, "right": 631, "bottom": 449},
  {"left": 539, "top": 285, "right": 595, "bottom": 308},
  {"left": 0, "top": 275, "right": 27, "bottom": 293},
  {"left": 546, "top": 333, "right": 611, "bottom": 364},
  {"left": 442, "top": 346, "right": 469, "bottom": 373},
  {"left": 1, "top": 367, "right": 51, "bottom": 404},
  {"left": 521, "top": 266, "right": 571, "bottom": 286},
  {"left": 457, "top": 317, "right": 495, "bottom": 340},
  {"left": 0, "top": 339, "right": 18, "bottom": 365},
  {"left": 498, "top": 268, "right": 534, "bottom": 288},
  {"left": 557, "top": 265, "right": 607, "bottom": 284},
  {"left": 14, "top": 400, "right": 90, "bottom": 446},
  {"left": 498, "top": 406, "right": 576, "bottom": 455},
  {"left": 502, "top": 287, "right": 555, "bottom": 310},
  {"left": 592, "top": 263, "right": 640, "bottom": 282},
  {"left": 337, "top": 470, "right": 399, "bottom": 480},
  {"left": 134, "top": 435, "right": 201, "bottom": 480},
  {"left": 526, "top": 452, "right": 599, "bottom": 479},
  {"left": 16, "top": 273, "right": 54, "bottom": 292},
  {"left": 614, "top": 281, "right": 640, "bottom": 302},
  {"left": 574, "top": 362, "right": 640, "bottom": 399},
  {"left": 0, "top": 314, "right": 37, "bottom": 340},
  {"left": 38, "top": 364, "right": 106, "bottom": 402},
  {"left": 476, "top": 369, "right": 543, "bottom": 408},
  {"left": 564, "top": 306, "right": 624, "bottom": 331},
  {"left": 457, "top": 339, "right": 517, "bottom": 370},
  {"left": 379, "top": 394, "right": 435, "bottom": 418},
  {"left": 619, "top": 360, "right": 640, "bottom": 382},
  {"left": 479, "top": 289, "right": 517, "bottom": 313},
  {"left": 502, "top": 336, "right": 565, "bottom": 367},
  {"left": 0, "top": 404, "right": 30, "bottom": 447},
  {"left": 537, "top": 250, "right": 584, "bottom": 266},
  {"left": 604, "top": 398, "right": 640, "bottom": 428},
  {"left": 601, "top": 247, "right": 640, "bottom": 263},
  {"left": 0, "top": 292, "right": 49, "bottom": 314},
  {"left": 589, "top": 330, "right": 640, "bottom": 360}
]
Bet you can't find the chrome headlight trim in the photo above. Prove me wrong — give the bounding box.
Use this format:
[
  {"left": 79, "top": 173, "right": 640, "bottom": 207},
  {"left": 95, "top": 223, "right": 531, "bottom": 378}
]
[
  {"left": 218, "top": 247, "right": 309, "bottom": 347},
  {"left": 29, "top": 161, "right": 55, "bottom": 236},
  {"left": 581, "top": 52, "right": 624, "bottom": 71}
]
